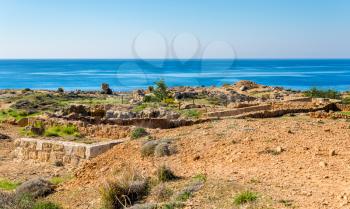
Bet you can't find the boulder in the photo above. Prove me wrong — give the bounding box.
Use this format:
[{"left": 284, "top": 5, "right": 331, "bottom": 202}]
[{"left": 240, "top": 86, "right": 248, "bottom": 91}]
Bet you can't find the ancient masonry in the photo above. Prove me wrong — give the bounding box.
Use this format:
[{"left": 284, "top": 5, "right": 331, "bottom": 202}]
[{"left": 13, "top": 138, "right": 124, "bottom": 166}]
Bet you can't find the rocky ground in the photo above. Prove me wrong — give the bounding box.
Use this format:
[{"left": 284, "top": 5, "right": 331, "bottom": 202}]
[
  {"left": 42, "top": 115, "right": 350, "bottom": 208},
  {"left": 1, "top": 81, "right": 350, "bottom": 209}
]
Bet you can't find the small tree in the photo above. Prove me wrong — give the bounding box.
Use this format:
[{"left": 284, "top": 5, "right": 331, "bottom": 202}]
[{"left": 153, "top": 80, "right": 170, "bottom": 101}]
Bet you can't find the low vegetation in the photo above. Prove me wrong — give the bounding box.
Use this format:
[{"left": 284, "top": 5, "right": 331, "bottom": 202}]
[
  {"left": 152, "top": 184, "right": 173, "bottom": 202},
  {"left": 49, "top": 175, "right": 72, "bottom": 186},
  {"left": 141, "top": 139, "right": 175, "bottom": 157},
  {"left": 22, "top": 123, "right": 81, "bottom": 138},
  {"left": 141, "top": 140, "right": 159, "bottom": 157},
  {"left": 304, "top": 87, "right": 341, "bottom": 99},
  {"left": 342, "top": 97, "right": 350, "bottom": 104},
  {"left": 100, "top": 168, "right": 149, "bottom": 209},
  {"left": 44, "top": 124, "right": 80, "bottom": 137},
  {"left": 156, "top": 166, "right": 178, "bottom": 182},
  {"left": 0, "top": 109, "right": 38, "bottom": 122},
  {"left": 182, "top": 109, "right": 201, "bottom": 119},
  {"left": 0, "top": 179, "right": 21, "bottom": 191},
  {"left": 233, "top": 191, "right": 258, "bottom": 205},
  {"left": 0, "top": 191, "right": 61, "bottom": 209},
  {"left": 131, "top": 128, "right": 148, "bottom": 139},
  {"left": 192, "top": 174, "right": 207, "bottom": 182},
  {"left": 32, "top": 201, "right": 61, "bottom": 209}
]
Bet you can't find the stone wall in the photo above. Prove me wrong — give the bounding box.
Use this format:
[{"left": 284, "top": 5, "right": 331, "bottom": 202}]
[
  {"left": 204, "top": 104, "right": 272, "bottom": 118},
  {"left": 13, "top": 138, "right": 123, "bottom": 166},
  {"left": 234, "top": 103, "right": 337, "bottom": 119},
  {"left": 106, "top": 118, "right": 214, "bottom": 129},
  {"left": 336, "top": 104, "right": 350, "bottom": 111},
  {"left": 310, "top": 111, "right": 350, "bottom": 119}
]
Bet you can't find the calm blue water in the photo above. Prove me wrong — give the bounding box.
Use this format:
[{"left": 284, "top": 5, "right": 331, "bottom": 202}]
[{"left": 0, "top": 59, "right": 350, "bottom": 91}]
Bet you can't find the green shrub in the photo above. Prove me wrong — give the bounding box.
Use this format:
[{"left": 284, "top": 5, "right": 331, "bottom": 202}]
[
  {"left": 22, "top": 88, "right": 32, "bottom": 93},
  {"left": 57, "top": 88, "right": 64, "bottom": 93},
  {"left": 304, "top": 87, "right": 341, "bottom": 99},
  {"left": 156, "top": 166, "right": 177, "bottom": 182},
  {"left": 163, "top": 98, "right": 175, "bottom": 104},
  {"left": 147, "top": 86, "right": 154, "bottom": 92},
  {"left": 131, "top": 128, "right": 148, "bottom": 139},
  {"left": 143, "top": 95, "right": 161, "bottom": 103},
  {"left": 33, "top": 201, "right": 61, "bottom": 209},
  {"left": 233, "top": 191, "right": 258, "bottom": 205},
  {"left": 153, "top": 80, "right": 170, "bottom": 101}
]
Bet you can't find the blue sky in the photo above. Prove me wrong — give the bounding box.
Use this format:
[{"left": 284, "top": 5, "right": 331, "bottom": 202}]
[{"left": 0, "top": 0, "right": 349, "bottom": 59}]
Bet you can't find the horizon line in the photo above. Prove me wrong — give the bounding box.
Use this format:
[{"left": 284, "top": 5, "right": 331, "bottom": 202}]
[{"left": 1, "top": 58, "right": 350, "bottom": 60}]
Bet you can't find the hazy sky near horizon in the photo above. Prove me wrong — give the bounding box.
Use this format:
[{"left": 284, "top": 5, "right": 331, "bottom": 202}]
[{"left": 0, "top": 0, "right": 349, "bottom": 59}]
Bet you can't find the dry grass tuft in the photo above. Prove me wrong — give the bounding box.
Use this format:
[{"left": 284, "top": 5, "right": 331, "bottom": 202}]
[{"left": 100, "top": 168, "right": 149, "bottom": 209}]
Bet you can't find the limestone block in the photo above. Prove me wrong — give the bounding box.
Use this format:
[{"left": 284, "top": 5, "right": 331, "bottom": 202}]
[
  {"left": 71, "top": 156, "right": 80, "bottom": 167},
  {"left": 42, "top": 143, "right": 52, "bottom": 151},
  {"left": 49, "top": 151, "right": 64, "bottom": 162},
  {"left": 28, "top": 141, "right": 37, "bottom": 150},
  {"left": 63, "top": 156, "right": 71, "bottom": 164},
  {"left": 14, "top": 140, "right": 21, "bottom": 146},
  {"left": 73, "top": 146, "right": 86, "bottom": 158},
  {"left": 38, "top": 152, "right": 50, "bottom": 162},
  {"left": 36, "top": 141, "right": 43, "bottom": 151},
  {"left": 64, "top": 145, "right": 74, "bottom": 155},
  {"left": 29, "top": 151, "right": 38, "bottom": 159},
  {"left": 21, "top": 141, "right": 30, "bottom": 148},
  {"left": 52, "top": 144, "right": 64, "bottom": 151}
]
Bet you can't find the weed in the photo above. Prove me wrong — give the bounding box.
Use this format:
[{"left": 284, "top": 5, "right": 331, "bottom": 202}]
[
  {"left": 156, "top": 166, "right": 177, "bottom": 182},
  {"left": 49, "top": 175, "right": 72, "bottom": 185},
  {"left": 33, "top": 201, "right": 61, "bottom": 209},
  {"left": 0, "top": 179, "right": 20, "bottom": 191},
  {"left": 182, "top": 109, "right": 201, "bottom": 119},
  {"left": 192, "top": 174, "right": 207, "bottom": 182},
  {"left": 233, "top": 191, "right": 258, "bottom": 205},
  {"left": 176, "top": 191, "right": 191, "bottom": 202}
]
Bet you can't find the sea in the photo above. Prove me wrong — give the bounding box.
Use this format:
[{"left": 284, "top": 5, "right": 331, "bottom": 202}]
[{"left": 0, "top": 59, "right": 350, "bottom": 91}]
